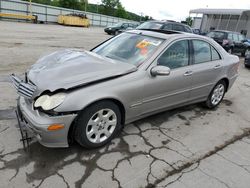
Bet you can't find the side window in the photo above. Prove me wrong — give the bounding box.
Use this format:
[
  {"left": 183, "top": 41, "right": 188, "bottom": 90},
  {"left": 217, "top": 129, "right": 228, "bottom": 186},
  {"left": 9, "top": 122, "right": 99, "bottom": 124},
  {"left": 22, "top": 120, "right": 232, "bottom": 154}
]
[
  {"left": 193, "top": 40, "right": 211, "bottom": 64},
  {"left": 228, "top": 33, "right": 233, "bottom": 40},
  {"left": 173, "top": 24, "right": 184, "bottom": 32},
  {"left": 238, "top": 34, "right": 244, "bottom": 41},
  {"left": 185, "top": 26, "right": 192, "bottom": 33},
  {"left": 211, "top": 46, "right": 221, "bottom": 61},
  {"left": 122, "top": 23, "right": 128, "bottom": 28},
  {"left": 163, "top": 24, "right": 172, "bottom": 30},
  {"left": 157, "top": 40, "right": 189, "bottom": 69},
  {"left": 233, "top": 33, "right": 239, "bottom": 42}
]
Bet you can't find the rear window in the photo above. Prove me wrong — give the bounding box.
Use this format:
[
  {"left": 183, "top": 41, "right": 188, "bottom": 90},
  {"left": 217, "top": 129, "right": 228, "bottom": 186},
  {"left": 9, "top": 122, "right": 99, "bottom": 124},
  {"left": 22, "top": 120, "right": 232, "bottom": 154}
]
[
  {"left": 137, "top": 22, "right": 163, "bottom": 30},
  {"left": 207, "top": 31, "right": 226, "bottom": 39}
]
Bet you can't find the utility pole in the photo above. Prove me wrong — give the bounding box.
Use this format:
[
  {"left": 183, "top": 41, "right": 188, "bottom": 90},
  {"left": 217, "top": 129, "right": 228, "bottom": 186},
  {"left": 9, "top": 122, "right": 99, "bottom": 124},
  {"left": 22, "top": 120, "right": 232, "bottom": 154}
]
[
  {"left": 29, "top": 0, "right": 32, "bottom": 15},
  {"left": 139, "top": 12, "right": 143, "bottom": 22},
  {"left": 84, "top": 0, "right": 87, "bottom": 13}
]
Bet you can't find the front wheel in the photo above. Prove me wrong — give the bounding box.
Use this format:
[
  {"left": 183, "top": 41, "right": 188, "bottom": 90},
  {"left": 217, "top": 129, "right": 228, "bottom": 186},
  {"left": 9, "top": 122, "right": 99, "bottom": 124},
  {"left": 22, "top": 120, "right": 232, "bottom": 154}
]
[
  {"left": 74, "top": 101, "right": 122, "bottom": 148},
  {"left": 205, "top": 80, "right": 226, "bottom": 109}
]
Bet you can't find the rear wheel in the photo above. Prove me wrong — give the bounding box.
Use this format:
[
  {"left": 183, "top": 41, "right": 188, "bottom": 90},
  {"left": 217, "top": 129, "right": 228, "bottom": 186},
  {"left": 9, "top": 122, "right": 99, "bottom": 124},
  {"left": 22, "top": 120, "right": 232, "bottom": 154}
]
[
  {"left": 74, "top": 101, "right": 122, "bottom": 148},
  {"left": 205, "top": 80, "right": 226, "bottom": 109},
  {"left": 114, "top": 30, "right": 119, "bottom": 35}
]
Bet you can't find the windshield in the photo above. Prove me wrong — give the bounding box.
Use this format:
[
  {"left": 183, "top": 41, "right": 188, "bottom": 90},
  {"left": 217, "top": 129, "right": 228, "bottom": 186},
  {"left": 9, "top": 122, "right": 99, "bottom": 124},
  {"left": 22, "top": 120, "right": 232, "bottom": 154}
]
[
  {"left": 93, "top": 33, "right": 164, "bottom": 66},
  {"left": 207, "top": 31, "right": 226, "bottom": 39},
  {"left": 137, "top": 22, "right": 164, "bottom": 29}
]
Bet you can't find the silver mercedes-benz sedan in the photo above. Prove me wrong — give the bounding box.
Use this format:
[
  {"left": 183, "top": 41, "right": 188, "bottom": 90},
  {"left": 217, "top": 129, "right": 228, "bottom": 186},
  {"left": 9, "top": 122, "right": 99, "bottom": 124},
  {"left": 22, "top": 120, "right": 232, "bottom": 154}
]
[{"left": 11, "top": 29, "right": 239, "bottom": 148}]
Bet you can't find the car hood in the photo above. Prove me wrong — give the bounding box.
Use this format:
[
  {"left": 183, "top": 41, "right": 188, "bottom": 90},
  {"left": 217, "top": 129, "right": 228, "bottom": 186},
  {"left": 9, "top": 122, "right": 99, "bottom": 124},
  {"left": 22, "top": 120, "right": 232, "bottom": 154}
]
[{"left": 28, "top": 49, "right": 137, "bottom": 95}]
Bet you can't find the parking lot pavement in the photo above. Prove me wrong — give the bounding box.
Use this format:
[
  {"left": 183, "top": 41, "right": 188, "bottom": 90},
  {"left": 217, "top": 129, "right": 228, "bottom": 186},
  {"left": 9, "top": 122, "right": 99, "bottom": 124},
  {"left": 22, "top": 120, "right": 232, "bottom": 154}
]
[{"left": 0, "top": 21, "right": 250, "bottom": 188}]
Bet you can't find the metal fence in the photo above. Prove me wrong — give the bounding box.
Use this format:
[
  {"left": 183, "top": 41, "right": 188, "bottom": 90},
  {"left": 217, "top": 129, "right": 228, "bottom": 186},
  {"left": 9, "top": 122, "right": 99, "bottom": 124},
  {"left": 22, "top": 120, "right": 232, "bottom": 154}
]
[{"left": 0, "top": 0, "right": 138, "bottom": 26}]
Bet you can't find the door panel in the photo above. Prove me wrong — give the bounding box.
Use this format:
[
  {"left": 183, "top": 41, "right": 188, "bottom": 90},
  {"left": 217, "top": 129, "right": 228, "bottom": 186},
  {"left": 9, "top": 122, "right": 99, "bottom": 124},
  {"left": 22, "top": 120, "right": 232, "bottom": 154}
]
[
  {"left": 141, "top": 67, "right": 192, "bottom": 115},
  {"left": 189, "top": 40, "right": 223, "bottom": 100},
  {"left": 141, "top": 39, "right": 192, "bottom": 115},
  {"left": 189, "top": 60, "right": 223, "bottom": 100}
]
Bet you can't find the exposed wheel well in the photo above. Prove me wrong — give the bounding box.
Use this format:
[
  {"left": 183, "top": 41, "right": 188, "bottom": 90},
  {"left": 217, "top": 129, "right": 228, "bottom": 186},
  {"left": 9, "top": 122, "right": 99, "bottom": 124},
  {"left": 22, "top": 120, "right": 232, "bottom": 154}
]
[
  {"left": 220, "top": 78, "right": 229, "bottom": 92},
  {"left": 68, "top": 98, "right": 126, "bottom": 144}
]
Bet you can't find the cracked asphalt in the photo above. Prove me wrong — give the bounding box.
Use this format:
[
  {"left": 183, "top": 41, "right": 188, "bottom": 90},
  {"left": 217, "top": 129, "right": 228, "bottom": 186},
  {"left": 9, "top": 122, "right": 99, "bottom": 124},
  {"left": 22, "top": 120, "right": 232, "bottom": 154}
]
[{"left": 0, "top": 21, "right": 250, "bottom": 188}]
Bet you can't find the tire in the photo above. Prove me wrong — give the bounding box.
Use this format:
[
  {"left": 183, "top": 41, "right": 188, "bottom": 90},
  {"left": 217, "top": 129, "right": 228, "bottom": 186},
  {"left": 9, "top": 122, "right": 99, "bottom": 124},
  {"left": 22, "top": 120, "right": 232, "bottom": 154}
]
[
  {"left": 114, "top": 30, "right": 119, "bottom": 35},
  {"left": 228, "top": 48, "right": 233, "bottom": 54},
  {"left": 205, "top": 80, "right": 226, "bottom": 109},
  {"left": 74, "top": 101, "right": 122, "bottom": 148}
]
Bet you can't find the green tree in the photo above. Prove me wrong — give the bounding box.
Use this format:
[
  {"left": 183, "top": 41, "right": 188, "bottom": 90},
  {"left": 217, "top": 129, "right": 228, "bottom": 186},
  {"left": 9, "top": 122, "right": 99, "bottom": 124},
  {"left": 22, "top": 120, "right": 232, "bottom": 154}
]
[
  {"left": 115, "top": 3, "right": 127, "bottom": 18},
  {"left": 185, "top": 16, "right": 193, "bottom": 27},
  {"left": 101, "top": 0, "right": 120, "bottom": 16},
  {"left": 58, "top": 0, "right": 78, "bottom": 9}
]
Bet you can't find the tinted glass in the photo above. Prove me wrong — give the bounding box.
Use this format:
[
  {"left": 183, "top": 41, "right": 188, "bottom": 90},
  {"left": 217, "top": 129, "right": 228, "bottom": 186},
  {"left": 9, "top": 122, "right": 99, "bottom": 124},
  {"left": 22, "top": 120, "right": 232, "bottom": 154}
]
[
  {"left": 211, "top": 46, "right": 221, "bottom": 61},
  {"left": 162, "top": 24, "right": 173, "bottom": 30},
  {"left": 228, "top": 33, "right": 233, "bottom": 40},
  {"left": 233, "top": 33, "right": 239, "bottom": 42},
  {"left": 137, "top": 22, "right": 164, "bottom": 29},
  {"left": 158, "top": 40, "right": 189, "bottom": 69},
  {"left": 185, "top": 26, "right": 193, "bottom": 33},
  {"left": 207, "top": 31, "right": 226, "bottom": 39},
  {"left": 122, "top": 23, "right": 128, "bottom": 28},
  {"left": 93, "top": 33, "right": 164, "bottom": 66},
  {"left": 193, "top": 40, "right": 211, "bottom": 64},
  {"left": 173, "top": 24, "right": 184, "bottom": 31},
  {"left": 238, "top": 34, "right": 245, "bottom": 41}
]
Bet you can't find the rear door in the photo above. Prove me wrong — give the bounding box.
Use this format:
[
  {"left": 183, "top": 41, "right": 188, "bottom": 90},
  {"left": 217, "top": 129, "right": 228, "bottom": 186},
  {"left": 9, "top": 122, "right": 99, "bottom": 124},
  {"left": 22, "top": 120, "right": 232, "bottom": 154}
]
[
  {"left": 232, "top": 33, "right": 241, "bottom": 53},
  {"left": 238, "top": 34, "right": 246, "bottom": 53},
  {"left": 189, "top": 39, "right": 223, "bottom": 100}
]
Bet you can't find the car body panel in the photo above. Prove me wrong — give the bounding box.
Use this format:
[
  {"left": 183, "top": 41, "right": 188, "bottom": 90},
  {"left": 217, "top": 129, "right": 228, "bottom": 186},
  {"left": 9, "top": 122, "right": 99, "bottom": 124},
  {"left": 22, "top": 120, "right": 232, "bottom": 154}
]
[
  {"left": 11, "top": 30, "right": 239, "bottom": 147},
  {"left": 28, "top": 49, "right": 137, "bottom": 97}
]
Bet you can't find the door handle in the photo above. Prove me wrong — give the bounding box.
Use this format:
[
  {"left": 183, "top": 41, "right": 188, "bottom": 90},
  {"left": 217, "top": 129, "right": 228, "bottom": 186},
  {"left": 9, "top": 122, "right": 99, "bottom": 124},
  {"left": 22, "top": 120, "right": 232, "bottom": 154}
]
[
  {"left": 184, "top": 71, "right": 193, "bottom": 76},
  {"left": 214, "top": 64, "right": 221, "bottom": 69}
]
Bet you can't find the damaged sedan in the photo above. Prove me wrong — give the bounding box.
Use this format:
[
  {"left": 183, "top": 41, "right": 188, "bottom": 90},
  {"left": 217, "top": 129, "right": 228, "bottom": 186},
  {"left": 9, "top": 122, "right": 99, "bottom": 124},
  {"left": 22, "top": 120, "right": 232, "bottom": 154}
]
[{"left": 11, "top": 29, "right": 239, "bottom": 148}]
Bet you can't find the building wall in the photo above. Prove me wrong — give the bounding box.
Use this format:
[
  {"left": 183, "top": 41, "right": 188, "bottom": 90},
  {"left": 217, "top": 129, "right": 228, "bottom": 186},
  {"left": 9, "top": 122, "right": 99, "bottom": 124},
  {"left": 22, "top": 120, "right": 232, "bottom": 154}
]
[
  {"left": 199, "top": 13, "right": 250, "bottom": 37},
  {"left": 0, "top": 0, "right": 138, "bottom": 26}
]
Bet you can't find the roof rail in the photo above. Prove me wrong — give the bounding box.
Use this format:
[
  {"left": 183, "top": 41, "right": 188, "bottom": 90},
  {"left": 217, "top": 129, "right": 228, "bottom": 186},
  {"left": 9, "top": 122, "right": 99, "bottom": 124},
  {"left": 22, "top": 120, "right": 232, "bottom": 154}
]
[{"left": 137, "top": 29, "right": 181, "bottom": 35}]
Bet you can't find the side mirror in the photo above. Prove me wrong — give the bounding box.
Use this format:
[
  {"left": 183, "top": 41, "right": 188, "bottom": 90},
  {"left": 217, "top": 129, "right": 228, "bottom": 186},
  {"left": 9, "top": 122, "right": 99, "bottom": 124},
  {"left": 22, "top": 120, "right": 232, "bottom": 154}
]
[{"left": 151, "top": 66, "right": 170, "bottom": 77}]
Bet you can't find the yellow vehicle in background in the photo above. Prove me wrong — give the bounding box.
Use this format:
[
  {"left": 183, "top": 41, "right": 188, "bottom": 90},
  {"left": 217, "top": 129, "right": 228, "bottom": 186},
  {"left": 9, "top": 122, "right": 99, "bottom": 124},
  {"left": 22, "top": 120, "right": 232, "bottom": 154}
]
[{"left": 58, "top": 14, "right": 90, "bottom": 27}]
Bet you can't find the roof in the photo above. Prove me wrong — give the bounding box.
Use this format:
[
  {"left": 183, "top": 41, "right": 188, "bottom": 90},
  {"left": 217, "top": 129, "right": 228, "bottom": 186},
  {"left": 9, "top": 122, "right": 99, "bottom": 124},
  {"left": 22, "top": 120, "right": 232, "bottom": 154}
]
[
  {"left": 190, "top": 8, "right": 250, "bottom": 15},
  {"left": 126, "top": 29, "right": 198, "bottom": 40}
]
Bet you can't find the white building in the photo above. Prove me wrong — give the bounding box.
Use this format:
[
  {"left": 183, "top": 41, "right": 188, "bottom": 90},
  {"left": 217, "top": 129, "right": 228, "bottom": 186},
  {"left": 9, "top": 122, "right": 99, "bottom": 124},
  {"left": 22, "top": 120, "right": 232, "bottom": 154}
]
[{"left": 189, "top": 8, "right": 250, "bottom": 37}]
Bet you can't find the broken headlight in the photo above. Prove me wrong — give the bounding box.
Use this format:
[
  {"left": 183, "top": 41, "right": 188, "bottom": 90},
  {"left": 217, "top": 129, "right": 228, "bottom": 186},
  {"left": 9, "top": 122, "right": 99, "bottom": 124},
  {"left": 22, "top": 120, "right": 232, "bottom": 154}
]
[{"left": 34, "top": 93, "right": 66, "bottom": 111}]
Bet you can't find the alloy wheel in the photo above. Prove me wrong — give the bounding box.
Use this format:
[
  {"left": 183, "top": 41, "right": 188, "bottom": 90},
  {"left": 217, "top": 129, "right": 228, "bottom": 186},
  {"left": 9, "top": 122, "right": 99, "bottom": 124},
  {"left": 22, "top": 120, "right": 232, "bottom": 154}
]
[
  {"left": 86, "top": 109, "right": 117, "bottom": 143},
  {"left": 211, "top": 84, "right": 225, "bottom": 106}
]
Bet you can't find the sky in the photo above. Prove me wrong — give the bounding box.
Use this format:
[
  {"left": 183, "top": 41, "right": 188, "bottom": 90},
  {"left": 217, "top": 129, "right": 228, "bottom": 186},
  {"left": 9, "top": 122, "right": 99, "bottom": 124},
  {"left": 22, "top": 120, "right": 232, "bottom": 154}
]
[{"left": 89, "top": 0, "right": 250, "bottom": 21}]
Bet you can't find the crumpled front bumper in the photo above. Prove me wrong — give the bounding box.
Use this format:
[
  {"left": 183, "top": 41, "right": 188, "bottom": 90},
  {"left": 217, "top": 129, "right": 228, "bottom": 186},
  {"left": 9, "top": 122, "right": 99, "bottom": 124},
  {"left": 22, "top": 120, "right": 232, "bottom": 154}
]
[{"left": 17, "top": 97, "right": 77, "bottom": 148}]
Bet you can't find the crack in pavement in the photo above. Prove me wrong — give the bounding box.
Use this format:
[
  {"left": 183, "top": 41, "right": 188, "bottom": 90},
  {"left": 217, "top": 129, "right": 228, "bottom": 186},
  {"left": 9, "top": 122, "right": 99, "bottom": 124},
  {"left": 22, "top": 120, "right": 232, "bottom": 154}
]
[
  {"left": 216, "top": 153, "right": 250, "bottom": 174},
  {"left": 147, "top": 128, "right": 250, "bottom": 187},
  {"left": 56, "top": 172, "right": 70, "bottom": 188},
  {"left": 0, "top": 100, "right": 248, "bottom": 188},
  {"left": 198, "top": 168, "right": 231, "bottom": 188},
  {"left": 0, "top": 126, "right": 9, "bottom": 134},
  {"left": 164, "top": 162, "right": 200, "bottom": 188}
]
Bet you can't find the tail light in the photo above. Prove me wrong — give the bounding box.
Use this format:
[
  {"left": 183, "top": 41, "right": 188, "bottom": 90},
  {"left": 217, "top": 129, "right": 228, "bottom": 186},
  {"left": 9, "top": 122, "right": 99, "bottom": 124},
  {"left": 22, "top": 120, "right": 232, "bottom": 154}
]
[{"left": 222, "top": 39, "right": 229, "bottom": 45}]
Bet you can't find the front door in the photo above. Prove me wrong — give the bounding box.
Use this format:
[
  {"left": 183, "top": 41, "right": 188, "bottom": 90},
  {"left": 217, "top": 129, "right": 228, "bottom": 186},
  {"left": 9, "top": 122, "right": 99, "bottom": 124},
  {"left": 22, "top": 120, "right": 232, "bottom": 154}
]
[{"left": 141, "top": 40, "right": 193, "bottom": 115}]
